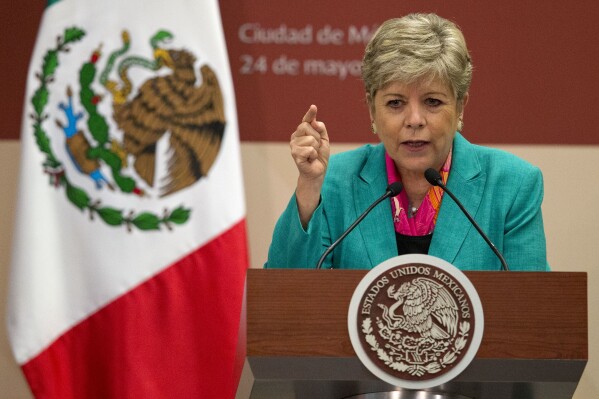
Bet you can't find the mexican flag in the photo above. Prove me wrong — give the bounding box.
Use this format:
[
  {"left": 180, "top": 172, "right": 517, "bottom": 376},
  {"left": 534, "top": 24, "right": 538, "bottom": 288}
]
[{"left": 6, "top": 0, "right": 248, "bottom": 397}]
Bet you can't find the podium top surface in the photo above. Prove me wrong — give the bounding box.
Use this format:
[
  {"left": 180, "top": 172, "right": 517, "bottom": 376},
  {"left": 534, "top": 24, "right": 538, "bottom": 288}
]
[{"left": 246, "top": 269, "right": 587, "bottom": 360}]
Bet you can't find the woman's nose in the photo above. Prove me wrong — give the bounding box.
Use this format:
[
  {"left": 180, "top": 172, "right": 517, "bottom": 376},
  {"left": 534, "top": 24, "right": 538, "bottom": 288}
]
[{"left": 405, "top": 104, "right": 425, "bottom": 129}]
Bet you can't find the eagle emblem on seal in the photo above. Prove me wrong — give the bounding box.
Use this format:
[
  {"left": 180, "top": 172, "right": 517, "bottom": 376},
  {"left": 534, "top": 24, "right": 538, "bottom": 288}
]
[
  {"left": 359, "top": 273, "right": 474, "bottom": 378},
  {"left": 382, "top": 278, "right": 459, "bottom": 341},
  {"left": 350, "top": 258, "right": 483, "bottom": 389}
]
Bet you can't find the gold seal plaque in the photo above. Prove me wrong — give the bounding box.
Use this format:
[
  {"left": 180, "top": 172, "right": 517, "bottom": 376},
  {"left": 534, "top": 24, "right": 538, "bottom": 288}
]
[{"left": 348, "top": 255, "right": 484, "bottom": 389}]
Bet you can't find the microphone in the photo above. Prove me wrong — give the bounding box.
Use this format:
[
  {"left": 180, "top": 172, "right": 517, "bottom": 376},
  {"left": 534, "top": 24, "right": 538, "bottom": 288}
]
[
  {"left": 315, "top": 182, "right": 403, "bottom": 269},
  {"left": 424, "top": 168, "right": 509, "bottom": 271}
]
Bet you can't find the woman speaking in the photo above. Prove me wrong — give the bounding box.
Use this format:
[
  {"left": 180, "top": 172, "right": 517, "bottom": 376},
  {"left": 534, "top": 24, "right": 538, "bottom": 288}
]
[{"left": 265, "top": 13, "right": 549, "bottom": 271}]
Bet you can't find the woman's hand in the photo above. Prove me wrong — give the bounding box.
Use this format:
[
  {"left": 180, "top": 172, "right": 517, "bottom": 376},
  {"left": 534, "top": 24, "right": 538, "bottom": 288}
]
[
  {"left": 290, "top": 105, "right": 330, "bottom": 227},
  {"left": 291, "top": 105, "right": 330, "bottom": 180}
]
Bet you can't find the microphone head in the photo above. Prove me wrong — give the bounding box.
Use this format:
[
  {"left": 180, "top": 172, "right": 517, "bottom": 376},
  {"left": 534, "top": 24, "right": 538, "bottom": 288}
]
[
  {"left": 424, "top": 168, "right": 443, "bottom": 186},
  {"left": 387, "top": 181, "right": 403, "bottom": 196}
]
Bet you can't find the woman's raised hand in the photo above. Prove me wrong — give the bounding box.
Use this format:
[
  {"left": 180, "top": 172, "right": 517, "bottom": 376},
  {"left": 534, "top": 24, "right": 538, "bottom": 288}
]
[
  {"left": 290, "top": 105, "right": 330, "bottom": 227},
  {"left": 290, "top": 104, "right": 330, "bottom": 180}
]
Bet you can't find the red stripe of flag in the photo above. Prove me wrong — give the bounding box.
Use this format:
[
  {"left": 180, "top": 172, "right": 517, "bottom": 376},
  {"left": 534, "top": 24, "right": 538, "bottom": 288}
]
[{"left": 22, "top": 220, "right": 248, "bottom": 399}]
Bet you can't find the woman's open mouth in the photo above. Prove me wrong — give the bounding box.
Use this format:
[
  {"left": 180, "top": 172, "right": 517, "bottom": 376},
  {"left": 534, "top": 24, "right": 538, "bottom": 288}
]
[{"left": 401, "top": 140, "right": 429, "bottom": 150}]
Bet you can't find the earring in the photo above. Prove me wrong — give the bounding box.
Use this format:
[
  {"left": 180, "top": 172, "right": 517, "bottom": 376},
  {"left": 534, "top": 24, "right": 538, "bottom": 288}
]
[
  {"left": 371, "top": 121, "right": 377, "bottom": 134},
  {"left": 457, "top": 117, "right": 464, "bottom": 132}
]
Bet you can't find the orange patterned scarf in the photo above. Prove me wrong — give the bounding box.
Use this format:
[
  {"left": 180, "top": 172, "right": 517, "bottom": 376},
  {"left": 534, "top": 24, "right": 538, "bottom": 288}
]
[{"left": 385, "top": 150, "right": 452, "bottom": 236}]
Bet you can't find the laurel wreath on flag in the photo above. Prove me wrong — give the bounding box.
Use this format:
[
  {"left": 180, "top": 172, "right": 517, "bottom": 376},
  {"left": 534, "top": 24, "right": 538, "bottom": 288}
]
[
  {"left": 362, "top": 318, "right": 470, "bottom": 377},
  {"left": 29, "top": 27, "right": 191, "bottom": 231}
]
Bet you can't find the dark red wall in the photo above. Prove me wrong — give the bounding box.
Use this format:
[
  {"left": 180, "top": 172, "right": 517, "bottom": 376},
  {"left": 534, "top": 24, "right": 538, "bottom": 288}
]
[
  {"left": 0, "top": 1, "right": 44, "bottom": 139},
  {"left": 3, "top": 1, "right": 599, "bottom": 144}
]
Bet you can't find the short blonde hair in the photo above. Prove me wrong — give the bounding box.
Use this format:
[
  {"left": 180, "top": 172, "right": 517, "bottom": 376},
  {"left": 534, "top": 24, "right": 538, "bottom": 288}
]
[{"left": 362, "top": 13, "right": 472, "bottom": 101}]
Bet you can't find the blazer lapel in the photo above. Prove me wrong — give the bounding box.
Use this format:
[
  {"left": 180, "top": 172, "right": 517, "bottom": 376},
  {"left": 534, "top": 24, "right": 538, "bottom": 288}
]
[
  {"left": 429, "top": 134, "right": 485, "bottom": 263},
  {"left": 354, "top": 145, "right": 397, "bottom": 267}
]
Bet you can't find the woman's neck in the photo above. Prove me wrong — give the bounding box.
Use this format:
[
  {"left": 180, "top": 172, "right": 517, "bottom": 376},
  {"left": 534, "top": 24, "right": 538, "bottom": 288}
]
[{"left": 400, "top": 171, "right": 431, "bottom": 209}]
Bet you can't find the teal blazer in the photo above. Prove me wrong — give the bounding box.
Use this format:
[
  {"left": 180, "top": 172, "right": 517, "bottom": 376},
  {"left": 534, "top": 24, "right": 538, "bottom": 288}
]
[{"left": 265, "top": 133, "right": 549, "bottom": 271}]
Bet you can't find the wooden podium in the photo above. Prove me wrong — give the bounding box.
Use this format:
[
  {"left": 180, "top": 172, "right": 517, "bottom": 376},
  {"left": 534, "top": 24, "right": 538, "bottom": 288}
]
[{"left": 236, "top": 269, "right": 587, "bottom": 399}]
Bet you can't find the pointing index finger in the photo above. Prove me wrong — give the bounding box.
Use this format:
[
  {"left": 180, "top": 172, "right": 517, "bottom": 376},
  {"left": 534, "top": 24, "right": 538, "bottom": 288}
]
[{"left": 302, "top": 104, "right": 318, "bottom": 124}]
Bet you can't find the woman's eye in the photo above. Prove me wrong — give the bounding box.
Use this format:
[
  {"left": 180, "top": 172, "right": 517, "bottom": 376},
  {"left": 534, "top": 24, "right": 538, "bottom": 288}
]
[
  {"left": 425, "top": 98, "right": 442, "bottom": 107},
  {"left": 387, "top": 99, "right": 403, "bottom": 108}
]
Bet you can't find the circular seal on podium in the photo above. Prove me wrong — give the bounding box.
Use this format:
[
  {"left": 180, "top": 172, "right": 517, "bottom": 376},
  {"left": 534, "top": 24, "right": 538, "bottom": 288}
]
[{"left": 348, "top": 254, "right": 484, "bottom": 391}]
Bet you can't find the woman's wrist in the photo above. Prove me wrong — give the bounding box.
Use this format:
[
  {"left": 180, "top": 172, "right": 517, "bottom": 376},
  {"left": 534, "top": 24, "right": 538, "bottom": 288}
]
[{"left": 295, "top": 175, "right": 324, "bottom": 228}]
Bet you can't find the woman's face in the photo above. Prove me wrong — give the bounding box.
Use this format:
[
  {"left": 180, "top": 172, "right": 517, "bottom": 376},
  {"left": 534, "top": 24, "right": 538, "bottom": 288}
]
[{"left": 369, "top": 76, "right": 467, "bottom": 178}]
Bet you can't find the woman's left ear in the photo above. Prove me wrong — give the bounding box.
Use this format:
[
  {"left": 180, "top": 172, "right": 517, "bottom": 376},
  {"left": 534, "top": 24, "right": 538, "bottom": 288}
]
[
  {"left": 457, "top": 93, "right": 468, "bottom": 132},
  {"left": 460, "top": 93, "right": 469, "bottom": 111},
  {"left": 366, "top": 93, "right": 375, "bottom": 117},
  {"left": 366, "top": 93, "right": 377, "bottom": 133}
]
